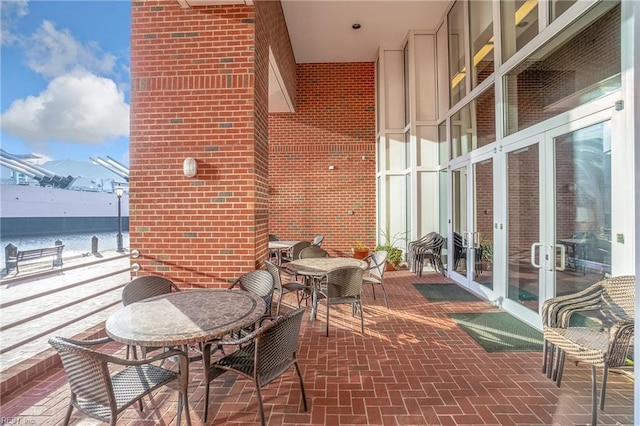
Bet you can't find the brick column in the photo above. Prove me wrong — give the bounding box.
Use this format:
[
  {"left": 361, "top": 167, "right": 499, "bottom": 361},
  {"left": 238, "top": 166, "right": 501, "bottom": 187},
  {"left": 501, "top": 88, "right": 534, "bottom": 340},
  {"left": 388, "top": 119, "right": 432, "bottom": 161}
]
[{"left": 130, "top": 0, "right": 263, "bottom": 287}]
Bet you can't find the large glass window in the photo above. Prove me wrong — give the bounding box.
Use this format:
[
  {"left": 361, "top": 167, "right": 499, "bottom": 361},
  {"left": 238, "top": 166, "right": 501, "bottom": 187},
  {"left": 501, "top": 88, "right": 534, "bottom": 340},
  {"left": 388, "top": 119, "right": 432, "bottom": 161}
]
[
  {"left": 504, "top": 3, "right": 620, "bottom": 136},
  {"left": 550, "top": 0, "right": 577, "bottom": 23},
  {"left": 438, "top": 121, "right": 448, "bottom": 166},
  {"left": 469, "top": 0, "right": 494, "bottom": 88},
  {"left": 450, "top": 85, "right": 496, "bottom": 159},
  {"left": 448, "top": 1, "right": 466, "bottom": 106},
  {"left": 501, "top": 0, "right": 539, "bottom": 62}
]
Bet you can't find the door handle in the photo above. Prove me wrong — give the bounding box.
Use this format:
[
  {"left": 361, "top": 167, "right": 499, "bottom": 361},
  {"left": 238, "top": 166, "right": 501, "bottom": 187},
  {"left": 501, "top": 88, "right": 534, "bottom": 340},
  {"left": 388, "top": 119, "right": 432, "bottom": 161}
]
[
  {"left": 531, "top": 243, "right": 542, "bottom": 269},
  {"left": 556, "top": 244, "right": 566, "bottom": 271}
]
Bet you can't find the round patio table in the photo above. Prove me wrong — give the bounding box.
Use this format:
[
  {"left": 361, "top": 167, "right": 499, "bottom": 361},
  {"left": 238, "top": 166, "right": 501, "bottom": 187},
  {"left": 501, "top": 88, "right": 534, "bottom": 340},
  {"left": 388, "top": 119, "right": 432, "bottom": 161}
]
[{"left": 106, "top": 288, "right": 266, "bottom": 348}]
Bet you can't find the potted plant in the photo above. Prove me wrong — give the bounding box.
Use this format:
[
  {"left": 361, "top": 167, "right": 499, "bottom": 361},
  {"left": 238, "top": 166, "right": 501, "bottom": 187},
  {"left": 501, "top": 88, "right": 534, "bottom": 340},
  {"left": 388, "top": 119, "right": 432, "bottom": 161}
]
[
  {"left": 374, "top": 228, "right": 407, "bottom": 271},
  {"left": 352, "top": 241, "right": 370, "bottom": 260},
  {"left": 482, "top": 243, "right": 493, "bottom": 270},
  {"left": 374, "top": 243, "right": 403, "bottom": 270}
]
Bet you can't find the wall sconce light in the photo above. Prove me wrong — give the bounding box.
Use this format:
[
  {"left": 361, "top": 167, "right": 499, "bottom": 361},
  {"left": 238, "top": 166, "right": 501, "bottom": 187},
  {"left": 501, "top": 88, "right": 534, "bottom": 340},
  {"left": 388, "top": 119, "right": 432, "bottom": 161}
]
[
  {"left": 183, "top": 157, "right": 197, "bottom": 177},
  {"left": 328, "top": 165, "right": 335, "bottom": 170}
]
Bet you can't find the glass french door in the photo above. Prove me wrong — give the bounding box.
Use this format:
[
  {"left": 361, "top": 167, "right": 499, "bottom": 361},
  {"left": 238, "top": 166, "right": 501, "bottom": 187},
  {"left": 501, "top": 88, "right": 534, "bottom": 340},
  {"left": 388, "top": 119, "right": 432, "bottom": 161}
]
[
  {"left": 503, "top": 114, "right": 613, "bottom": 326},
  {"left": 449, "top": 151, "right": 494, "bottom": 291}
]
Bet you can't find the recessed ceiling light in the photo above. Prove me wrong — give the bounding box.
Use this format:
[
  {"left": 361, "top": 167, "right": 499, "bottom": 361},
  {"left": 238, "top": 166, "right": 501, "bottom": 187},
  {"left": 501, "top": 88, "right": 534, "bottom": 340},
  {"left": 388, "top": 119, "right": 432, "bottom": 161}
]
[{"left": 352, "top": 23, "right": 361, "bottom": 30}]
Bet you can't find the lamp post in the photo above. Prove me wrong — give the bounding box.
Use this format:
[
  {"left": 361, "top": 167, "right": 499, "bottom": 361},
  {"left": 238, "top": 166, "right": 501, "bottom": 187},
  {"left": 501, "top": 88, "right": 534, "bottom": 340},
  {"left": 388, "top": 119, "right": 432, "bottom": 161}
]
[{"left": 115, "top": 185, "right": 124, "bottom": 252}]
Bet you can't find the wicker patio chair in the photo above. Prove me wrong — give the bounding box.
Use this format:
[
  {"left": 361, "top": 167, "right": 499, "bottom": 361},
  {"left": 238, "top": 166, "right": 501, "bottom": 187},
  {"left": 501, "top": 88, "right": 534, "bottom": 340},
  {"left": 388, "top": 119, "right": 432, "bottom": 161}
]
[
  {"left": 202, "top": 308, "right": 307, "bottom": 424},
  {"left": 311, "top": 234, "right": 324, "bottom": 247},
  {"left": 230, "top": 269, "right": 275, "bottom": 316},
  {"left": 317, "top": 266, "right": 365, "bottom": 336},
  {"left": 299, "top": 246, "right": 329, "bottom": 259},
  {"left": 121, "top": 276, "right": 181, "bottom": 360},
  {"left": 49, "top": 336, "right": 191, "bottom": 426},
  {"left": 282, "top": 241, "right": 312, "bottom": 263},
  {"left": 542, "top": 275, "right": 635, "bottom": 426},
  {"left": 265, "top": 260, "right": 308, "bottom": 315},
  {"left": 363, "top": 250, "right": 389, "bottom": 308}
]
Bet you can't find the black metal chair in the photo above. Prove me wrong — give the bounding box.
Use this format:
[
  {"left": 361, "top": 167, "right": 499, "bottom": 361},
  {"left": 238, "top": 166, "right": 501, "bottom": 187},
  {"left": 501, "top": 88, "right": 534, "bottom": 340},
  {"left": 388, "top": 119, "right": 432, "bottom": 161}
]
[
  {"left": 203, "top": 308, "right": 307, "bottom": 425},
  {"left": 49, "top": 336, "right": 191, "bottom": 426}
]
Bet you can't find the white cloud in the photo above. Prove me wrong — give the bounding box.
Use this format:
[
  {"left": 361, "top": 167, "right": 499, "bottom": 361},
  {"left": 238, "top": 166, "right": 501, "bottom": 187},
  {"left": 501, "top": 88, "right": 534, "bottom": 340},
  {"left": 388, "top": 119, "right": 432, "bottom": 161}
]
[
  {"left": 25, "top": 20, "right": 117, "bottom": 78},
  {"left": 1, "top": 0, "right": 29, "bottom": 46},
  {"left": 1, "top": 70, "right": 129, "bottom": 146}
]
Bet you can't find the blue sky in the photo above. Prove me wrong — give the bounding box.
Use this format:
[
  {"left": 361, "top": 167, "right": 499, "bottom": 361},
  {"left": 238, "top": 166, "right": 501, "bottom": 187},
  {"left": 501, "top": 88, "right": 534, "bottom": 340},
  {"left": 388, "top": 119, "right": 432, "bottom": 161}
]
[{"left": 1, "top": 0, "right": 131, "bottom": 165}]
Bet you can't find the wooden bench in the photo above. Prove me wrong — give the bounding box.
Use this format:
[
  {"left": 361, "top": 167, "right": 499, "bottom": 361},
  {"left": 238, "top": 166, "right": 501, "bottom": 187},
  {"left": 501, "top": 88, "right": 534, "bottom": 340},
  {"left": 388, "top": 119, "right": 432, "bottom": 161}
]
[{"left": 5, "top": 245, "right": 65, "bottom": 274}]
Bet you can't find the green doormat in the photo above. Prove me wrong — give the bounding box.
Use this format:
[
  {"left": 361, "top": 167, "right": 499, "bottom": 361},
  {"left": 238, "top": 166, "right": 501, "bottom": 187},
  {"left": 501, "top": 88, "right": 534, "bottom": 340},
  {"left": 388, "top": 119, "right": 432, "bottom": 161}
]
[
  {"left": 449, "top": 312, "right": 544, "bottom": 352},
  {"left": 413, "top": 283, "right": 482, "bottom": 302}
]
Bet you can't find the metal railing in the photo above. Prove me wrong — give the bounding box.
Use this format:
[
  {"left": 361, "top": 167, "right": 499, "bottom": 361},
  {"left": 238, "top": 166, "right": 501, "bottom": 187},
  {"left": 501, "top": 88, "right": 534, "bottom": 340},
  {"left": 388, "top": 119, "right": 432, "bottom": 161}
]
[{"left": 0, "top": 250, "right": 139, "bottom": 375}]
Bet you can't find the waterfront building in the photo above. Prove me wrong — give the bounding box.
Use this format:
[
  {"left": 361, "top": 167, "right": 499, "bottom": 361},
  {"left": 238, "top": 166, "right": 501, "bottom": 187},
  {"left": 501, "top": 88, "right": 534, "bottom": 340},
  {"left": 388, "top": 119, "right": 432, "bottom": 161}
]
[{"left": 130, "top": 0, "right": 638, "bottom": 330}]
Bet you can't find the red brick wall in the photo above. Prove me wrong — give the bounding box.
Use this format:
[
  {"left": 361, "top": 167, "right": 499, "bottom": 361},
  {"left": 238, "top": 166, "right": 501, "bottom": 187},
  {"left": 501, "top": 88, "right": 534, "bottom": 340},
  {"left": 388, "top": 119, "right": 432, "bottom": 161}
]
[
  {"left": 130, "top": 0, "right": 261, "bottom": 287},
  {"left": 257, "top": 0, "right": 296, "bottom": 109},
  {"left": 269, "top": 63, "right": 377, "bottom": 255}
]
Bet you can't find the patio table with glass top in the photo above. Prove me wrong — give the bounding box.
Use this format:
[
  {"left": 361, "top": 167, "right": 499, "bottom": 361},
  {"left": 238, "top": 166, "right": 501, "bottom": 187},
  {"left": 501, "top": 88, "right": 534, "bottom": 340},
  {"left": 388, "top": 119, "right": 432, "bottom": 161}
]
[
  {"left": 285, "top": 257, "right": 367, "bottom": 320},
  {"left": 105, "top": 288, "right": 266, "bottom": 388}
]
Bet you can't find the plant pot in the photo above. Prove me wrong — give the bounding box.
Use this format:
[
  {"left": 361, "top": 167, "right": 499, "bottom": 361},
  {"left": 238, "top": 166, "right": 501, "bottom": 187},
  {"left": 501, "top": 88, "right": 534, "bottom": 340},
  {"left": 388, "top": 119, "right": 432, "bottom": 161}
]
[
  {"left": 352, "top": 248, "right": 369, "bottom": 260},
  {"left": 386, "top": 261, "right": 397, "bottom": 271}
]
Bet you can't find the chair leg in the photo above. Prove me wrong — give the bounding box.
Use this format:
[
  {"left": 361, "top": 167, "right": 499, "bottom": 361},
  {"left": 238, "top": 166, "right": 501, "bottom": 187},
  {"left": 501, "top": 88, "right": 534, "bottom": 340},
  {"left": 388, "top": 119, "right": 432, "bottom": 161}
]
[
  {"left": 371, "top": 283, "right": 377, "bottom": 300},
  {"left": 379, "top": 284, "right": 388, "bottom": 308},
  {"left": 326, "top": 302, "right": 330, "bottom": 337},
  {"left": 294, "top": 360, "right": 308, "bottom": 411},
  {"left": 600, "top": 365, "right": 609, "bottom": 411},
  {"left": 256, "top": 385, "right": 266, "bottom": 426},
  {"left": 555, "top": 351, "right": 566, "bottom": 387},
  {"left": 590, "top": 365, "right": 598, "bottom": 426},
  {"left": 275, "top": 291, "right": 282, "bottom": 316},
  {"left": 547, "top": 346, "right": 555, "bottom": 379},
  {"left": 358, "top": 301, "right": 364, "bottom": 333},
  {"left": 63, "top": 401, "right": 74, "bottom": 426},
  {"left": 542, "top": 341, "right": 549, "bottom": 374}
]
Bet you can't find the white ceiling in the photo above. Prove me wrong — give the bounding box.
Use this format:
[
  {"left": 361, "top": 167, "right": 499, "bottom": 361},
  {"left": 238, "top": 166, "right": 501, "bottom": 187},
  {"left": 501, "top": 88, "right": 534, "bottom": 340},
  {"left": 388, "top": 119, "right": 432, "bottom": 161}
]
[{"left": 280, "top": 0, "right": 450, "bottom": 63}]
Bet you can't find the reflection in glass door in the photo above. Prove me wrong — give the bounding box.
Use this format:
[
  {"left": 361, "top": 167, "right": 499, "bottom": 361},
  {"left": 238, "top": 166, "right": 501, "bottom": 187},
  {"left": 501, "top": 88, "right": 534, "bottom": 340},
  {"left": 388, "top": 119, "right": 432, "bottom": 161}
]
[
  {"left": 505, "top": 120, "right": 612, "bottom": 320},
  {"left": 553, "top": 121, "right": 611, "bottom": 297},
  {"left": 506, "top": 143, "right": 541, "bottom": 313},
  {"left": 451, "top": 166, "right": 468, "bottom": 279},
  {"left": 474, "top": 158, "right": 493, "bottom": 290}
]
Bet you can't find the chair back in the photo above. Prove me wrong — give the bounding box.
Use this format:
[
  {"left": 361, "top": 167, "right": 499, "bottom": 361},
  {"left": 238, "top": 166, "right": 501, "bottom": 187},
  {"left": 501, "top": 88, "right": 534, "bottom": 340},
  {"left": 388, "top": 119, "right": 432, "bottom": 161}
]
[
  {"left": 299, "top": 246, "right": 329, "bottom": 259},
  {"left": 600, "top": 275, "right": 635, "bottom": 324},
  {"left": 311, "top": 235, "right": 324, "bottom": 247},
  {"left": 264, "top": 260, "right": 284, "bottom": 291},
  {"left": 122, "top": 276, "right": 180, "bottom": 306},
  {"left": 289, "top": 241, "right": 312, "bottom": 260},
  {"left": 254, "top": 308, "right": 305, "bottom": 380},
  {"left": 49, "top": 337, "right": 114, "bottom": 409},
  {"left": 367, "top": 250, "right": 388, "bottom": 280},
  {"left": 324, "top": 266, "right": 364, "bottom": 298},
  {"left": 235, "top": 270, "right": 275, "bottom": 314}
]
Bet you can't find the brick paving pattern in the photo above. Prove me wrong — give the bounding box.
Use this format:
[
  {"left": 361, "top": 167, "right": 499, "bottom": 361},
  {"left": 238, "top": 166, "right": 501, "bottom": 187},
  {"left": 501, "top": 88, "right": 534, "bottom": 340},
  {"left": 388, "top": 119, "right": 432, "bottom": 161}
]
[{"left": 0, "top": 270, "right": 633, "bottom": 425}]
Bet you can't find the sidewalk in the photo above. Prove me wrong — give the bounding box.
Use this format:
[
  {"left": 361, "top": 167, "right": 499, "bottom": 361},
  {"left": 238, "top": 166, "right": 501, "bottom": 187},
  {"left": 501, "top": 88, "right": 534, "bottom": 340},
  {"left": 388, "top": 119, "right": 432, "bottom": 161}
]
[{"left": 0, "top": 251, "right": 131, "bottom": 393}]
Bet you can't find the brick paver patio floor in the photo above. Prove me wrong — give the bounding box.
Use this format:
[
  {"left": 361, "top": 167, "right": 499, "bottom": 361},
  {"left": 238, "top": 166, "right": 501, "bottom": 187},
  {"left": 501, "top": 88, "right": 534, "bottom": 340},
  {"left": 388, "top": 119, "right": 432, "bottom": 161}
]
[{"left": 0, "top": 269, "right": 633, "bottom": 425}]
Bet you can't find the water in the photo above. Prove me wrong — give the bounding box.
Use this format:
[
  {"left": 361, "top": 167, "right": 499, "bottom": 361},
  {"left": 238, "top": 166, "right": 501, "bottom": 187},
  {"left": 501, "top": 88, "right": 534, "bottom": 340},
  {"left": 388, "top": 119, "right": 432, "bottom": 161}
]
[{"left": 1, "top": 231, "right": 130, "bottom": 267}]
